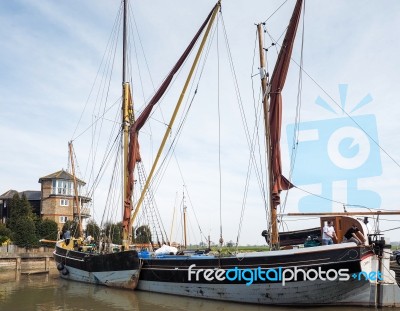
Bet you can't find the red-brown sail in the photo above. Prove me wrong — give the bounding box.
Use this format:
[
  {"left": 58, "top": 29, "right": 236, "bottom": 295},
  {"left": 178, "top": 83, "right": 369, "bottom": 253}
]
[
  {"left": 122, "top": 4, "right": 218, "bottom": 234},
  {"left": 269, "top": 0, "right": 302, "bottom": 207}
]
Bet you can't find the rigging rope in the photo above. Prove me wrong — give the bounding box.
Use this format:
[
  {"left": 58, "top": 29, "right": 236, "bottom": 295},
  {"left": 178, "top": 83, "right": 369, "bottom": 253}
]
[
  {"left": 220, "top": 17, "right": 273, "bottom": 249},
  {"left": 263, "top": 0, "right": 289, "bottom": 24},
  {"left": 265, "top": 29, "right": 400, "bottom": 171},
  {"left": 236, "top": 29, "right": 270, "bottom": 249},
  {"left": 71, "top": 4, "right": 123, "bottom": 141},
  {"left": 136, "top": 18, "right": 220, "bottom": 247},
  {"left": 279, "top": 0, "right": 306, "bottom": 228},
  {"left": 216, "top": 16, "right": 224, "bottom": 248}
]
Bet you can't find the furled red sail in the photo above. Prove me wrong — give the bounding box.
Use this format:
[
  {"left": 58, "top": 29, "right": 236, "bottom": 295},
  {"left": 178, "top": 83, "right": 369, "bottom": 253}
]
[
  {"left": 122, "top": 4, "right": 218, "bottom": 231},
  {"left": 269, "top": 0, "right": 302, "bottom": 207}
]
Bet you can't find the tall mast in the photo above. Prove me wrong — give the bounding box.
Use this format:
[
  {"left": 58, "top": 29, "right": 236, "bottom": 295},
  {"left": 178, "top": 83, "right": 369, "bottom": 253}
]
[
  {"left": 122, "top": 0, "right": 128, "bottom": 83},
  {"left": 257, "top": 0, "right": 303, "bottom": 251},
  {"left": 183, "top": 189, "right": 187, "bottom": 249},
  {"left": 257, "top": 24, "right": 278, "bottom": 250},
  {"left": 122, "top": 0, "right": 133, "bottom": 250},
  {"left": 68, "top": 141, "right": 83, "bottom": 237}
]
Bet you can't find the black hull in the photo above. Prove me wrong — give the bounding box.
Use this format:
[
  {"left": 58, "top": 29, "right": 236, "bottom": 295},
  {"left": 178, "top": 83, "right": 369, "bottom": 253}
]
[
  {"left": 139, "top": 244, "right": 368, "bottom": 285},
  {"left": 54, "top": 245, "right": 141, "bottom": 289},
  {"left": 135, "top": 244, "right": 398, "bottom": 306}
]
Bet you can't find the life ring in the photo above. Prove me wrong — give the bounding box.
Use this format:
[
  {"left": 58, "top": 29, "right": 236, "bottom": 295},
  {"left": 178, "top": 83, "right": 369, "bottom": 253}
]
[
  {"left": 62, "top": 268, "right": 69, "bottom": 275},
  {"left": 57, "top": 263, "right": 64, "bottom": 271}
]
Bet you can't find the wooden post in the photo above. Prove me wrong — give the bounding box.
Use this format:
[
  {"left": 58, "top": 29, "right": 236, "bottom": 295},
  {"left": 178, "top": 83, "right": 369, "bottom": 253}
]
[
  {"left": 16, "top": 257, "right": 21, "bottom": 271},
  {"left": 45, "top": 256, "right": 50, "bottom": 271}
]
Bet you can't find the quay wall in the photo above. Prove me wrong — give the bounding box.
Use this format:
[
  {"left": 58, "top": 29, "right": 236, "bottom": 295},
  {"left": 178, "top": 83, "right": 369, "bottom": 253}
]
[{"left": 0, "top": 245, "right": 55, "bottom": 271}]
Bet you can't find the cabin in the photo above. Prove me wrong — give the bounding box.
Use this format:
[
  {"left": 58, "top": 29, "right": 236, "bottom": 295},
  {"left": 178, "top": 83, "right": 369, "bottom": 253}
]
[
  {"left": 262, "top": 215, "right": 368, "bottom": 248},
  {"left": 320, "top": 216, "right": 367, "bottom": 245}
]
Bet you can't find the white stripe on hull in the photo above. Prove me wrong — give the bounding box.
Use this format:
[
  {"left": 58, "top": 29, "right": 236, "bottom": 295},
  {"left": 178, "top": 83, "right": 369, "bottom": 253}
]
[
  {"left": 59, "top": 265, "right": 140, "bottom": 289},
  {"left": 137, "top": 279, "right": 399, "bottom": 307}
]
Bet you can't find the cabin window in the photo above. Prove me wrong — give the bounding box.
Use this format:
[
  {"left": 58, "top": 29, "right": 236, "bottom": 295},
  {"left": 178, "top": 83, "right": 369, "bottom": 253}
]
[
  {"left": 59, "top": 216, "right": 68, "bottom": 223},
  {"left": 60, "top": 199, "right": 69, "bottom": 206}
]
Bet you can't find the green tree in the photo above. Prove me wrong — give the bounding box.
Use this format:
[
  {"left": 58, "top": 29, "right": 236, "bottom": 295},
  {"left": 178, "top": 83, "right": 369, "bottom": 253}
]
[
  {"left": 36, "top": 219, "right": 58, "bottom": 240},
  {"left": 86, "top": 219, "right": 100, "bottom": 241},
  {"left": 104, "top": 222, "right": 122, "bottom": 245},
  {"left": 7, "top": 193, "right": 34, "bottom": 232},
  {"left": 0, "top": 223, "right": 12, "bottom": 244},
  {"left": 7, "top": 193, "right": 39, "bottom": 248},
  {"left": 13, "top": 216, "right": 38, "bottom": 248},
  {"left": 62, "top": 220, "right": 80, "bottom": 238},
  {"left": 134, "top": 225, "right": 152, "bottom": 244}
]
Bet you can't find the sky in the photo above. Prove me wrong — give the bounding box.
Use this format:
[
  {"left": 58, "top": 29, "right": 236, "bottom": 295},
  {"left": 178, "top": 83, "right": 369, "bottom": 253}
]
[{"left": 1, "top": 0, "right": 400, "bottom": 246}]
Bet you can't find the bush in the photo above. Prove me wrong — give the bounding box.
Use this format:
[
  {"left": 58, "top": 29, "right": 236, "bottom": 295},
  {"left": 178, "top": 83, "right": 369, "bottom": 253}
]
[{"left": 0, "top": 223, "right": 12, "bottom": 245}]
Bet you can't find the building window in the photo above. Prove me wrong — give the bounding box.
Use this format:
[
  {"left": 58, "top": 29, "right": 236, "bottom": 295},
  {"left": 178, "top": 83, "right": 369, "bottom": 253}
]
[
  {"left": 51, "top": 180, "right": 75, "bottom": 196},
  {"left": 59, "top": 216, "right": 68, "bottom": 223},
  {"left": 60, "top": 199, "right": 69, "bottom": 206}
]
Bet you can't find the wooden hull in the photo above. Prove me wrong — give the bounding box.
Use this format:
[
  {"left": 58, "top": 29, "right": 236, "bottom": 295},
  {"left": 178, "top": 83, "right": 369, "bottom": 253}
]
[{"left": 53, "top": 243, "right": 141, "bottom": 289}]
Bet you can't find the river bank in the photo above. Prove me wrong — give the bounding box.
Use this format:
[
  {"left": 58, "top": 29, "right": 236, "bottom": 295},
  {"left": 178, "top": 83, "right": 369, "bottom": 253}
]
[{"left": 0, "top": 253, "right": 54, "bottom": 272}]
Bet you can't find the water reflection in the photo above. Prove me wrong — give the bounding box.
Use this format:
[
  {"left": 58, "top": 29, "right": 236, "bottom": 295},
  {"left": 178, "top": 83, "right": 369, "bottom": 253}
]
[{"left": 0, "top": 271, "right": 387, "bottom": 311}]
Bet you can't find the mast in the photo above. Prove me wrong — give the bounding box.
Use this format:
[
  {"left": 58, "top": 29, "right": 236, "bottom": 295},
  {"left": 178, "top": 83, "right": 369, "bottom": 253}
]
[
  {"left": 183, "top": 190, "right": 187, "bottom": 249},
  {"left": 257, "top": 23, "right": 278, "bottom": 250},
  {"left": 122, "top": 0, "right": 128, "bottom": 83},
  {"left": 169, "top": 192, "right": 178, "bottom": 243},
  {"left": 122, "top": 0, "right": 134, "bottom": 250},
  {"left": 68, "top": 141, "right": 83, "bottom": 237},
  {"left": 257, "top": 0, "right": 303, "bottom": 250}
]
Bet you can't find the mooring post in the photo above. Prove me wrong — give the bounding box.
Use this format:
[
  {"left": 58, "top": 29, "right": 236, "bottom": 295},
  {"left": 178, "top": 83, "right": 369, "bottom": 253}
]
[
  {"left": 45, "top": 256, "right": 50, "bottom": 271},
  {"left": 16, "top": 257, "right": 21, "bottom": 271}
]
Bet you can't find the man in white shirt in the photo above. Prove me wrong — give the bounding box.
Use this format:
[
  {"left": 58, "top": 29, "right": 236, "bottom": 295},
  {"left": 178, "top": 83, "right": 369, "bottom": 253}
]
[{"left": 322, "top": 221, "right": 337, "bottom": 245}]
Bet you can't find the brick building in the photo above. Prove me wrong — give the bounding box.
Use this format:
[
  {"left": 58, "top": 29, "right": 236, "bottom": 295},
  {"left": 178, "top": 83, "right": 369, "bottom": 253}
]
[{"left": 38, "top": 170, "right": 91, "bottom": 232}]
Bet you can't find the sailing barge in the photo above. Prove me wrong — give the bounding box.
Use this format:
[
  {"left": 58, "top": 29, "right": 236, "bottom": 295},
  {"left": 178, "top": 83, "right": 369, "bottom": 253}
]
[
  {"left": 53, "top": 0, "right": 142, "bottom": 289},
  {"left": 128, "top": 0, "right": 400, "bottom": 307},
  {"left": 52, "top": 0, "right": 400, "bottom": 307}
]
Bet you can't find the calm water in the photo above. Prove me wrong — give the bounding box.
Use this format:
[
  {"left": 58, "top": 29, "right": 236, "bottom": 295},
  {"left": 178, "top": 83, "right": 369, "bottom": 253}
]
[{"left": 0, "top": 271, "right": 386, "bottom": 311}]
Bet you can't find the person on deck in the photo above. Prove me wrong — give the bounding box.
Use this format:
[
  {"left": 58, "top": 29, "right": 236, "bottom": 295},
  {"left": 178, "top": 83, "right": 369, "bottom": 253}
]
[
  {"left": 322, "top": 220, "right": 337, "bottom": 245},
  {"left": 343, "top": 224, "right": 365, "bottom": 245},
  {"left": 63, "top": 229, "right": 71, "bottom": 246}
]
